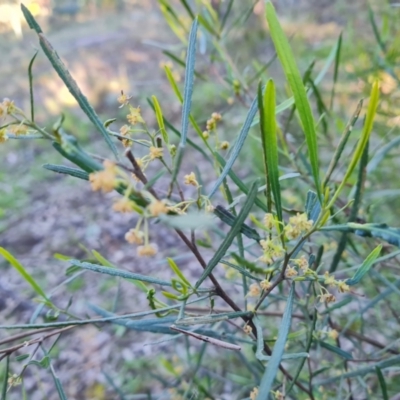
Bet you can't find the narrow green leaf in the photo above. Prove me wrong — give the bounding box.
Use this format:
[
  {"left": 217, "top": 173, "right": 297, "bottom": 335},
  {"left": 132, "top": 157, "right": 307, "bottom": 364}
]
[
  {"left": 314, "top": 355, "right": 400, "bottom": 386},
  {"left": 320, "top": 296, "right": 352, "bottom": 314},
  {"left": 323, "top": 100, "right": 363, "bottom": 188},
  {"left": 208, "top": 95, "right": 259, "bottom": 198},
  {"left": 258, "top": 82, "right": 272, "bottom": 214},
  {"left": 52, "top": 142, "right": 102, "bottom": 173},
  {"left": 21, "top": 5, "right": 118, "bottom": 158},
  {"left": 0, "top": 247, "right": 50, "bottom": 302},
  {"left": 167, "top": 258, "right": 192, "bottom": 288},
  {"left": 92, "top": 250, "right": 115, "bottom": 268},
  {"left": 260, "top": 79, "right": 282, "bottom": 222},
  {"left": 329, "top": 140, "right": 369, "bottom": 273},
  {"left": 319, "top": 341, "right": 353, "bottom": 360},
  {"left": 346, "top": 245, "right": 382, "bottom": 286},
  {"left": 220, "top": 260, "right": 263, "bottom": 281},
  {"left": 213, "top": 205, "right": 262, "bottom": 242},
  {"left": 42, "top": 164, "right": 89, "bottom": 181},
  {"left": 368, "top": 4, "right": 386, "bottom": 53},
  {"left": 330, "top": 32, "right": 342, "bottom": 110},
  {"left": 195, "top": 180, "right": 259, "bottom": 289},
  {"left": 162, "top": 50, "right": 206, "bottom": 80},
  {"left": 151, "top": 95, "right": 169, "bottom": 145},
  {"left": 48, "top": 361, "right": 67, "bottom": 400},
  {"left": 1, "top": 355, "right": 9, "bottom": 400},
  {"left": 266, "top": 2, "right": 321, "bottom": 201},
  {"left": 375, "top": 366, "right": 389, "bottom": 400},
  {"left": 257, "top": 283, "right": 295, "bottom": 399},
  {"left": 147, "top": 97, "right": 211, "bottom": 161},
  {"left": 328, "top": 80, "right": 379, "bottom": 208},
  {"left": 198, "top": 14, "right": 220, "bottom": 38},
  {"left": 0, "top": 295, "right": 212, "bottom": 330},
  {"left": 179, "top": 0, "right": 195, "bottom": 19},
  {"left": 68, "top": 259, "right": 172, "bottom": 287},
  {"left": 367, "top": 134, "right": 400, "bottom": 174},
  {"left": 171, "top": 17, "right": 198, "bottom": 186},
  {"left": 28, "top": 50, "right": 38, "bottom": 122},
  {"left": 180, "top": 21, "right": 198, "bottom": 126}
]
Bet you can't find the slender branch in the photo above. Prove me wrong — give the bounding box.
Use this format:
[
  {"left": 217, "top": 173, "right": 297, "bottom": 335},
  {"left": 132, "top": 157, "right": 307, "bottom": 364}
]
[{"left": 0, "top": 326, "right": 74, "bottom": 356}]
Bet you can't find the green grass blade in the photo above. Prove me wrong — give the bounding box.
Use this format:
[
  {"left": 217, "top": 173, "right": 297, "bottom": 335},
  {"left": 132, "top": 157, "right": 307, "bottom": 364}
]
[
  {"left": 328, "top": 81, "right": 380, "bottom": 208},
  {"left": 1, "top": 355, "right": 9, "bottom": 400},
  {"left": 375, "top": 366, "right": 389, "bottom": 400},
  {"left": 260, "top": 79, "right": 282, "bottom": 222},
  {"left": 208, "top": 95, "right": 259, "bottom": 198},
  {"left": 20, "top": 5, "right": 118, "bottom": 159},
  {"left": 151, "top": 95, "right": 169, "bottom": 145},
  {"left": 345, "top": 245, "right": 382, "bottom": 286},
  {"left": 28, "top": 50, "right": 38, "bottom": 122},
  {"left": 42, "top": 164, "right": 89, "bottom": 181},
  {"left": 68, "top": 259, "right": 172, "bottom": 287},
  {"left": 256, "top": 283, "right": 295, "bottom": 399},
  {"left": 266, "top": 1, "right": 321, "bottom": 201},
  {"left": 195, "top": 180, "right": 259, "bottom": 289},
  {"left": 0, "top": 247, "right": 50, "bottom": 302}
]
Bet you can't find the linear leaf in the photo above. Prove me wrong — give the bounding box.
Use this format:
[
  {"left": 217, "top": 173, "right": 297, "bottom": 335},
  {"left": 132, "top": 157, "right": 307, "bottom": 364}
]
[
  {"left": 68, "top": 259, "right": 172, "bottom": 287},
  {"left": 320, "top": 341, "right": 353, "bottom": 360},
  {"left": 376, "top": 366, "right": 389, "bottom": 400},
  {"left": 147, "top": 97, "right": 211, "bottom": 161},
  {"left": 0, "top": 247, "right": 50, "bottom": 302},
  {"left": 42, "top": 164, "right": 89, "bottom": 181},
  {"left": 314, "top": 355, "right": 400, "bottom": 386},
  {"left": 346, "top": 245, "right": 382, "bottom": 286},
  {"left": 1, "top": 355, "right": 9, "bottom": 400},
  {"left": 328, "top": 80, "right": 379, "bottom": 208},
  {"left": 28, "top": 50, "right": 38, "bottom": 122},
  {"left": 0, "top": 295, "right": 212, "bottom": 330},
  {"left": 323, "top": 100, "right": 363, "bottom": 189},
  {"left": 260, "top": 79, "right": 282, "bottom": 222},
  {"left": 266, "top": 2, "right": 321, "bottom": 201},
  {"left": 171, "top": 17, "right": 198, "bottom": 185},
  {"left": 20, "top": 4, "right": 118, "bottom": 158},
  {"left": 151, "top": 95, "right": 169, "bottom": 144},
  {"left": 52, "top": 142, "right": 102, "bottom": 173},
  {"left": 213, "top": 205, "right": 262, "bottom": 242},
  {"left": 195, "top": 180, "right": 259, "bottom": 289},
  {"left": 208, "top": 95, "right": 259, "bottom": 198},
  {"left": 257, "top": 283, "right": 295, "bottom": 399}
]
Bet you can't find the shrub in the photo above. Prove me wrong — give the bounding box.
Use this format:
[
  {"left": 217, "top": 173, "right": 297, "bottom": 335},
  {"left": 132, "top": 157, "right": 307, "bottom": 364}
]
[{"left": 1, "top": 1, "right": 399, "bottom": 399}]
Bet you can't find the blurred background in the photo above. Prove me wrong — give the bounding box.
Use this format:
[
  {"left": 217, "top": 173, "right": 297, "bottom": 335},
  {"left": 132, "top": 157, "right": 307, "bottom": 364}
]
[{"left": 1, "top": 0, "right": 400, "bottom": 398}]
